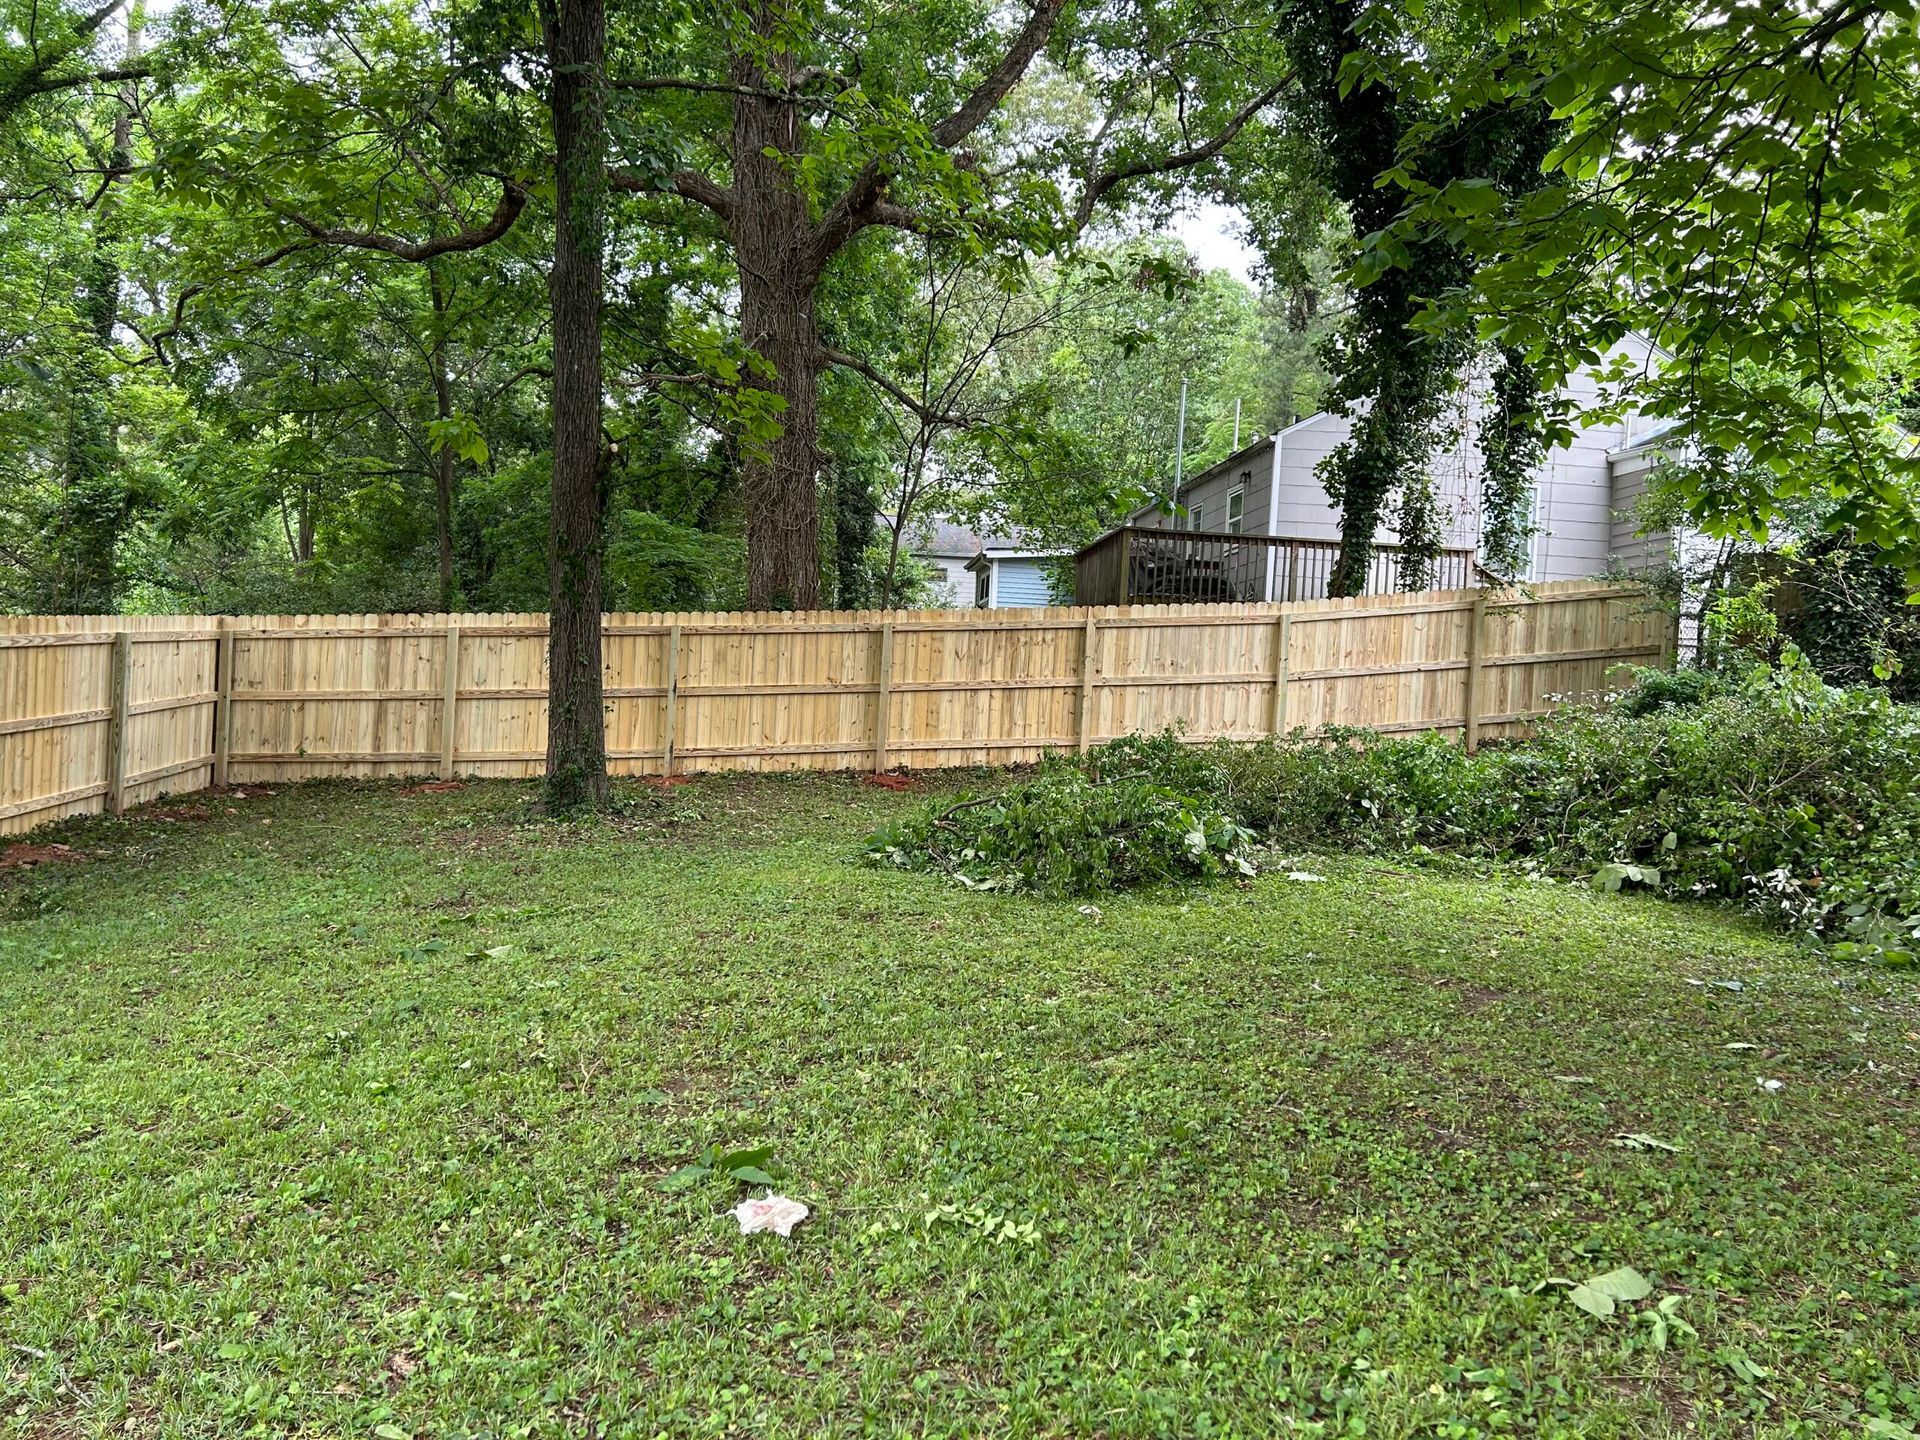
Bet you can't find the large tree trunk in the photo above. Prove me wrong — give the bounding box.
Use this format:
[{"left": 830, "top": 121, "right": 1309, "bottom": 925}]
[
  {"left": 427, "top": 264, "right": 458, "bottom": 611},
  {"left": 730, "top": 18, "right": 823, "bottom": 611},
  {"left": 737, "top": 270, "right": 822, "bottom": 609},
  {"left": 542, "top": 0, "right": 610, "bottom": 809}
]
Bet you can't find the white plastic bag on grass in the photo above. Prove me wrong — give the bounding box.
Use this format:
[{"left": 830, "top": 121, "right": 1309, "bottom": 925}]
[{"left": 732, "top": 1193, "right": 809, "bottom": 1237}]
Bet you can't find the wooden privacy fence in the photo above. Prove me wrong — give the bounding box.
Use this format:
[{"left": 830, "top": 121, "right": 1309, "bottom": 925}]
[{"left": 0, "top": 580, "right": 1671, "bottom": 835}]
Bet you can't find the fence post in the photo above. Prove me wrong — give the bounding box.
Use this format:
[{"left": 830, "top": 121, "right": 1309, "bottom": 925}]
[
  {"left": 1463, "top": 591, "right": 1489, "bottom": 754},
  {"left": 439, "top": 624, "right": 461, "bottom": 780},
  {"left": 1118, "top": 529, "right": 1134, "bottom": 605},
  {"left": 872, "top": 621, "right": 895, "bottom": 772},
  {"left": 661, "top": 623, "right": 681, "bottom": 777},
  {"left": 1077, "top": 616, "right": 1100, "bottom": 753},
  {"left": 1269, "top": 614, "right": 1292, "bottom": 736},
  {"left": 213, "top": 619, "right": 234, "bottom": 788},
  {"left": 105, "top": 629, "right": 131, "bottom": 815}
]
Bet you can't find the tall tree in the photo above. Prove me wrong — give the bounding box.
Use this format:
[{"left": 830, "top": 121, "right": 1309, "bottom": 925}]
[
  {"left": 609, "top": 0, "right": 1290, "bottom": 607},
  {"left": 1280, "top": 0, "right": 1556, "bottom": 594},
  {"left": 142, "top": 0, "right": 628, "bottom": 807},
  {"left": 0, "top": 0, "right": 152, "bottom": 609},
  {"left": 540, "top": 0, "right": 612, "bottom": 808}
]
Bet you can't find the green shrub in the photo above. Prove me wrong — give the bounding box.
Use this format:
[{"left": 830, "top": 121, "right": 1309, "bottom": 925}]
[
  {"left": 1610, "top": 663, "right": 1726, "bottom": 717},
  {"left": 1196, "top": 659, "right": 1920, "bottom": 965},
  {"left": 865, "top": 757, "right": 1255, "bottom": 898},
  {"left": 868, "top": 661, "right": 1920, "bottom": 966}
]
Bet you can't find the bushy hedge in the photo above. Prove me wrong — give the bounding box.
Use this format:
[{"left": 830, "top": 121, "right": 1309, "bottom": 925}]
[{"left": 867, "top": 658, "right": 1920, "bottom": 966}]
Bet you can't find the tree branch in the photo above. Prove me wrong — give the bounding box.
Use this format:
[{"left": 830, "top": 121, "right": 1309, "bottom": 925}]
[
  {"left": 136, "top": 239, "right": 320, "bottom": 366},
  {"left": 12, "top": 62, "right": 151, "bottom": 101},
  {"left": 931, "top": 0, "right": 1070, "bottom": 148},
  {"left": 607, "top": 166, "right": 736, "bottom": 222},
  {"left": 862, "top": 199, "right": 928, "bottom": 234},
  {"left": 819, "top": 346, "right": 981, "bottom": 427},
  {"left": 611, "top": 75, "right": 842, "bottom": 107},
  {"left": 267, "top": 177, "right": 528, "bottom": 260},
  {"left": 137, "top": 173, "right": 526, "bottom": 366},
  {"left": 0, "top": 0, "right": 145, "bottom": 120},
  {"left": 809, "top": 0, "right": 1067, "bottom": 266},
  {"left": 1071, "top": 73, "right": 1292, "bottom": 231},
  {"left": 481, "top": 363, "right": 553, "bottom": 406},
  {"left": 610, "top": 370, "right": 733, "bottom": 390}
]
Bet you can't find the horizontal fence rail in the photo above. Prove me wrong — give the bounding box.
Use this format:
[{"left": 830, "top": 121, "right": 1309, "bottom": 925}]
[{"left": 0, "top": 581, "right": 1672, "bottom": 835}]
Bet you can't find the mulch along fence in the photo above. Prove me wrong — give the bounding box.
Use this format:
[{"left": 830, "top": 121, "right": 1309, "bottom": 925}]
[{"left": 0, "top": 579, "right": 1670, "bottom": 836}]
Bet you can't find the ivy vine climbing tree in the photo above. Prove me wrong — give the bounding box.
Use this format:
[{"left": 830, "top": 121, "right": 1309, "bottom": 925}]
[
  {"left": 1476, "top": 345, "right": 1546, "bottom": 578},
  {"left": 1355, "top": 0, "right": 1920, "bottom": 587},
  {"left": 1278, "top": 0, "right": 1558, "bottom": 595}
]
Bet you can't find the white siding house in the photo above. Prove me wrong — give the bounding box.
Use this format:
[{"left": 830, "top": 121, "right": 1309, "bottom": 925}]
[
  {"left": 898, "top": 518, "right": 983, "bottom": 606},
  {"left": 1116, "top": 335, "right": 1678, "bottom": 596}
]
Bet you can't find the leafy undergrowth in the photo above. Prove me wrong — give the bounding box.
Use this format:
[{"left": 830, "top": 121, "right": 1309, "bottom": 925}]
[
  {"left": 1, "top": 776, "right": 1917, "bottom": 1438},
  {"left": 866, "top": 764, "right": 1256, "bottom": 896},
  {"left": 870, "top": 667, "right": 1920, "bottom": 967}
]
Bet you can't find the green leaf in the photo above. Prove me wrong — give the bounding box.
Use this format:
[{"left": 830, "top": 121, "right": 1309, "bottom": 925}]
[
  {"left": 656, "top": 1164, "right": 711, "bottom": 1191},
  {"left": 375, "top": 1426, "right": 412, "bottom": 1440},
  {"left": 1557, "top": 1264, "right": 1652, "bottom": 1318},
  {"left": 716, "top": 1144, "right": 774, "bottom": 1173},
  {"left": 727, "top": 1165, "right": 778, "bottom": 1186},
  {"left": 1722, "top": 1347, "right": 1772, "bottom": 1384},
  {"left": 1442, "top": 177, "right": 1504, "bottom": 216},
  {"left": 1593, "top": 862, "right": 1660, "bottom": 893},
  {"left": 1586, "top": 1266, "right": 1653, "bottom": 1302},
  {"left": 1565, "top": 1283, "right": 1615, "bottom": 1318},
  {"left": 1542, "top": 70, "right": 1582, "bottom": 110}
]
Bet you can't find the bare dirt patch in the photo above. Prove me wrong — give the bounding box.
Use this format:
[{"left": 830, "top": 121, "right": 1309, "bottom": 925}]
[{"left": 0, "top": 842, "right": 82, "bottom": 872}]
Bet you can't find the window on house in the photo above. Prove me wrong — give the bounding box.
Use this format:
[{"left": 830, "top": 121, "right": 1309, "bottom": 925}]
[
  {"left": 1227, "top": 488, "right": 1245, "bottom": 535},
  {"left": 1189, "top": 503, "right": 1204, "bottom": 533},
  {"left": 974, "top": 566, "right": 990, "bottom": 607}
]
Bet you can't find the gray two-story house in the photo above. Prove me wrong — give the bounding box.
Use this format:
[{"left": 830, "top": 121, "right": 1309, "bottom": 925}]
[{"left": 1076, "top": 334, "right": 1679, "bottom": 604}]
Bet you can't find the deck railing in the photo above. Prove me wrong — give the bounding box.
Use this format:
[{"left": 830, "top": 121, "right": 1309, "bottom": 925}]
[{"left": 1073, "top": 528, "right": 1481, "bottom": 606}]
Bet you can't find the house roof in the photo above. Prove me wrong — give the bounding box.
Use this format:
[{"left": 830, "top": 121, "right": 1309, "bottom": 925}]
[
  {"left": 1607, "top": 416, "right": 1690, "bottom": 459},
  {"left": 965, "top": 548, "right": 1065, "bottom": 572},
  {"left": 907, "top": 518, "right": 995, "bottom": 556},
  {"left": 905, "top": 514, "right": 1066, "bottom": 560}
]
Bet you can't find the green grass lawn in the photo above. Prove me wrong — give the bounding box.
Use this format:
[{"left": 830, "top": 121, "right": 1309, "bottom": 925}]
[{"left": 1, "top": 776, "right": 1916, "bottom": 1439}]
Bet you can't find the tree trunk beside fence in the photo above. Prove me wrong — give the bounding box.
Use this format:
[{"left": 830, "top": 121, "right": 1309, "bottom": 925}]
[{"left": 0, "top": 581, "right": 1668, "bottom": 835}]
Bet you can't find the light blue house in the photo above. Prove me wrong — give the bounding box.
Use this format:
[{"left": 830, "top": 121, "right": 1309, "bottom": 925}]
[{"left": 963, "top": 537, "right": 1068, "bottom": 608}]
